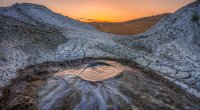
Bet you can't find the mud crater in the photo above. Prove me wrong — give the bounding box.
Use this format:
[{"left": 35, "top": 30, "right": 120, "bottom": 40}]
[{"left": 0, "top": 58, "right": 200, "bottom": 110}]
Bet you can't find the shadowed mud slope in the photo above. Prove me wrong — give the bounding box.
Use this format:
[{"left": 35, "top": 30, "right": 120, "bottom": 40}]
[{"left": 0, "top": 58, "right": 200, "bottom": 110}]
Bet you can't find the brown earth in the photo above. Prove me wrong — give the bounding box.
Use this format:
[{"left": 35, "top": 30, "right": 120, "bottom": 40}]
[{"left": 88, "top": 13, "right": 170, "bottom": 35}]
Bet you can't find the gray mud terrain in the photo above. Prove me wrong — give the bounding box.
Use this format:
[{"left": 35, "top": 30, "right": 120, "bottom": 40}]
[
  {"left": 0, "top": 58, "right": 200, "bottom": 110},
  {"left": 0, "top": 1, "right": 200, "bottom": 110}
]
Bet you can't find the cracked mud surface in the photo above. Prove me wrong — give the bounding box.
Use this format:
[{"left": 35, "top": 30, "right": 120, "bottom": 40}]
[
  {"left": 1, "top": 2, "right": 200, "bottom": 99},
  {"left": 0, "top": 58, "right": 200, "bottom": 110}
]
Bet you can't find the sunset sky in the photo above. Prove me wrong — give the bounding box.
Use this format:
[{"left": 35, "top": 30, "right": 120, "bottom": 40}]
[{"left": 0, "top": 0, "right": 196, "bottom": 22}]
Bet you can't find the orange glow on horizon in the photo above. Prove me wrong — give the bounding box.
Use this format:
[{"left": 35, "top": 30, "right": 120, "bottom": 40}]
[{"left": 0, "top": 0, "right": 196, "bottom": 22}]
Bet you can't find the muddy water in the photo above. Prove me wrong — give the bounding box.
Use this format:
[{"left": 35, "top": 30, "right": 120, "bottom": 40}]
[
  {"left": 0, "top": 58, "right": 200, "bottom": 110},
  {"left": 54, "top": 60, "right": 131, "bottom": 82}
]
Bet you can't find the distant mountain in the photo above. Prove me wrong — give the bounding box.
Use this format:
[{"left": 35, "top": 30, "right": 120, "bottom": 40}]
[
  {"left": 76, "top": 18, "right": 107, "bottom": 22},
  {"left": 88, "top": 13, "right": 170, "bottom": 35}
]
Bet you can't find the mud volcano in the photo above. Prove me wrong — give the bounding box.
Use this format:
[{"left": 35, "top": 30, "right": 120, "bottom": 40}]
[
  {"left": 0, "top": 59, "right": 200, "bottom": 110},
  {"left": 38, "top": 60, "right": 132, "bottom": 110}
]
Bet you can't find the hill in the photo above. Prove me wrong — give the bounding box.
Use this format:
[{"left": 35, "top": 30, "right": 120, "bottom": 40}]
[
  {"left": 88, "top": 13, "right": 170, "bottom": 35},
  {"left": 120, "top": 0, "right": 200, "bottom": 98}
]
